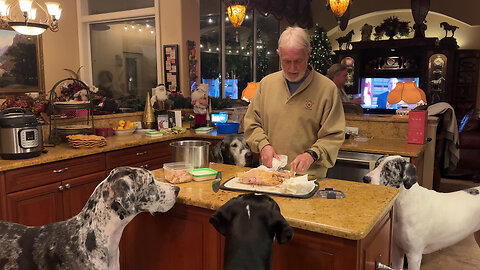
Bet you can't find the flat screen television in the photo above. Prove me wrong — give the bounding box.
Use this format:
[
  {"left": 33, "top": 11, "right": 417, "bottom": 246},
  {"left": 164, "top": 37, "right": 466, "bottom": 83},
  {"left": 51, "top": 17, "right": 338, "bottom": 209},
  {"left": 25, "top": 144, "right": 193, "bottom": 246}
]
[{"left": 359, "top": 77, "right": 420, "bottom": 111}]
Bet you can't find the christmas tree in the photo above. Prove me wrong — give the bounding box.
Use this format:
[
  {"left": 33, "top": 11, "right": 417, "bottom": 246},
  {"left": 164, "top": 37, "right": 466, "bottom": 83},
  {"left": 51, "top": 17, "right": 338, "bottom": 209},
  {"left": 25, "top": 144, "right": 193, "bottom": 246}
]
[{"left": 309, "top": 25, "right": 333, "bottom": 75}]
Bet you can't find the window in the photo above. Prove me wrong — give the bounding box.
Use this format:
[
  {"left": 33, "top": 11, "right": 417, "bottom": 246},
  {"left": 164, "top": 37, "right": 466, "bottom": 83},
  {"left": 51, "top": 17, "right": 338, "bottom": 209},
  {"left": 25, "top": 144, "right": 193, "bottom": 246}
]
[
  {"left": 200, "top": 0, "right": 279, "bottom": 98},
  {"left": 90, "top": 19, "right": 156, "bottom": 99},
  {"left": 78, "top": 1, "right": 157, "bottom": 103}
]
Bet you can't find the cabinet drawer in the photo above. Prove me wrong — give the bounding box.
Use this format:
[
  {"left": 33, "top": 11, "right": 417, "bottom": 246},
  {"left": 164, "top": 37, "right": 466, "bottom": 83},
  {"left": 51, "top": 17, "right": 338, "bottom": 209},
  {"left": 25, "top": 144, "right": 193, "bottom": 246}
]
[
  {"left": 5, "top": 154, "right": 106, "bottom": 193},
  {"left": 129, "top": 156, "right": 171, "bottom": 171},
  {"left": 106, "top": 142, "right": 171, "bottom": 169}
]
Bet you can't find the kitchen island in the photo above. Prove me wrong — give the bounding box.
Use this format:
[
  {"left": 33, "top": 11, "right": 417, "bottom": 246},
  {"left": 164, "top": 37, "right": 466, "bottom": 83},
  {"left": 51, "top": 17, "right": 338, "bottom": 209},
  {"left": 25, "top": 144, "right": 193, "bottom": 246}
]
[
  {"left": 0, "top": 130, "right": 400, "bottom": 269},
  {"left": 120, "top": 163, "right": 398, "bottom": 270}
]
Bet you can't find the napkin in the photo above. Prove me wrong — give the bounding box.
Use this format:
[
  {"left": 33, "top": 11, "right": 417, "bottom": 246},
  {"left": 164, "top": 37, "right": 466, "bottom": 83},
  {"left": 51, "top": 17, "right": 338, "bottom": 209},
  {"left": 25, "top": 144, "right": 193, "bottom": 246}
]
[
  {"left": 280, "top": 174, "right": 316, "bottom": 195},
  {"left": 271, "top": 155, "right": 288, "bottom": 171}
]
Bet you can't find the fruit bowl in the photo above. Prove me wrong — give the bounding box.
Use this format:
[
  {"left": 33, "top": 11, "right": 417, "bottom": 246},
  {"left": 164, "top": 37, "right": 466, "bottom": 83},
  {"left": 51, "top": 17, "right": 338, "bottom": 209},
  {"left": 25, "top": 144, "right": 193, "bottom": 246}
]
[{"left": 114, "top": 128, "right": 136, "bottom": 136}]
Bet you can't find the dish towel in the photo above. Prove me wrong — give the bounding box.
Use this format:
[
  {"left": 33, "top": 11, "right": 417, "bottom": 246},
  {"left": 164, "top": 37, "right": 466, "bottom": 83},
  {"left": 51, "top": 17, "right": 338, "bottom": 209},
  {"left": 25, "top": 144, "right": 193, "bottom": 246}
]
[{"left": 427, "top": 102, "right": 460, "bottom": 170}]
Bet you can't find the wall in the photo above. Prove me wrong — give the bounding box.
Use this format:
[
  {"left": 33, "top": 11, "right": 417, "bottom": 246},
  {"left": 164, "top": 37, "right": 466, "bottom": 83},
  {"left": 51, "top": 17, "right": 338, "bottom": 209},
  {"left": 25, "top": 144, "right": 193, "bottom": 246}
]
[
  {"left": 158, "top": 0, "right": 200, "bottom": 97},
  {"left": 42, "top": 0, "right": 80, "bottom": 94}
]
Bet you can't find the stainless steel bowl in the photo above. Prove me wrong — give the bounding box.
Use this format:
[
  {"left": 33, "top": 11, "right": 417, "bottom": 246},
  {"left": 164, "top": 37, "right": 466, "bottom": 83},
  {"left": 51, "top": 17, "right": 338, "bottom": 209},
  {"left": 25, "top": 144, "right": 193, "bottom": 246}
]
[{"left": 170, "top": 140, "right": 211, "bottom": 168}]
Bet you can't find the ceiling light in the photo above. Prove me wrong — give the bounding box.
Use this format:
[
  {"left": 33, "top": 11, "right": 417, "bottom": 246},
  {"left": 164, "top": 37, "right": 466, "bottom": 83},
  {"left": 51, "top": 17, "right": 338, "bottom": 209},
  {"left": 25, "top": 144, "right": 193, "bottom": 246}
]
[
  {"left": 224, "top": 0, "right": 248, "bottom": 28},
  {"left": 328, "top": 0, "right": 350, "bottom": 18},
  {"left": 0, "top": 0, "right": 61, "bottom": 35}
]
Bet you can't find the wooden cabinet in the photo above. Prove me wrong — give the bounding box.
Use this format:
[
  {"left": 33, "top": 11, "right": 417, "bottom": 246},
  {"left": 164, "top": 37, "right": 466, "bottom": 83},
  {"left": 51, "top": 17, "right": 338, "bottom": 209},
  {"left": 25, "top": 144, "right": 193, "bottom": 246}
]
[
  {"left": 3, "top": 155, "right": 106, "bottom": 226},
  {"left": 120, "top": 204, "right": 393, "bottom": 270},
  {"left": 106, "top": 141, "right": 172, "bottom": 170}
]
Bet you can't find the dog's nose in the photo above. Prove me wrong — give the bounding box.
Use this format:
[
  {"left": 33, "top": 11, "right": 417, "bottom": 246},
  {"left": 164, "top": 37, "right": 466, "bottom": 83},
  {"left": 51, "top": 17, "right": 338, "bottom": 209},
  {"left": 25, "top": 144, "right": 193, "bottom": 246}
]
[
  {"left": 173, "top": 186, "right": 180, "bottom": 197},
  {"left": 363, "top": 176, "right": 371, "bottom": 184}
]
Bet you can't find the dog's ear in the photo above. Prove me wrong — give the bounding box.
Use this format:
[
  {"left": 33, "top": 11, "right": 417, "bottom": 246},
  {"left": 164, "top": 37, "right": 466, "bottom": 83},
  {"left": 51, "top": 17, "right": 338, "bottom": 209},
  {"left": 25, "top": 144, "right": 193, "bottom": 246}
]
[
  {"left": 271, "top": 204, "right": 294, "bottom": 244},
  {"left": 212, "top": 141, "right": 224, "bottom": 164},
  {"left": 209, "top": 199, "right": 235, "bottom": 235},
  {"left": 402, "top": 163, "right": 417, "bottom": 189}
]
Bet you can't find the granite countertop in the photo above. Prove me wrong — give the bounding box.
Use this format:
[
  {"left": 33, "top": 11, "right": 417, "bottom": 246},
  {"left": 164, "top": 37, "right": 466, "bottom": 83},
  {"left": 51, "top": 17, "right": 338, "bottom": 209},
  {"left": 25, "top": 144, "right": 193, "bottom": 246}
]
[
  {"left": 0, "top": 128, "right": 425, "bottom": 171},
  {"left": 0, "top": 130, "right": 223, "bottom": 172},
  {"left": 341, "top": 137, "right": 425, "bottom": 157},
  {"left": 152, "top": 163, "right": 398, "bottom": 240}
]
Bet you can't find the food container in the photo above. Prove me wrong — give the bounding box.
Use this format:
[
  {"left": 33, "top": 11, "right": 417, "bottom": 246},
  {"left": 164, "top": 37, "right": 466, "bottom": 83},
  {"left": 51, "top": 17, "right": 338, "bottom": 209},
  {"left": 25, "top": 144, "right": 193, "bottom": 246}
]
[
  {"left": 195, "top": 127, "right": 214, "bottom": 134},
  {"left": 170, "top": 140, "right": 211, "bottom": 168},
  {"left": 192, "top": 168, "right": 218, "bottom": 181},
  {"left": 216, "top": 122, "right": 240, "bottom": 134},
  {"left": 163, "top": 162, "right": 193, "bottom": 184},
  {"left": 114, "top": 128, "right": 135, "bottom": 136}
]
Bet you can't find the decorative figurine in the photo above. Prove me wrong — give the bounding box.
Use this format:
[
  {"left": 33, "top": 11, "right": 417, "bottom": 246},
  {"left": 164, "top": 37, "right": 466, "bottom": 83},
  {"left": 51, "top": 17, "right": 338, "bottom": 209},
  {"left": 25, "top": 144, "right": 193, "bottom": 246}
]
[
  {"left": 191, "top": 84, "right": 209, "bottom": 127},
  {"left": 360, "top": 24, "right": 373, "bottom": 41},
  {"left": 440, "top": 22, "right": 459, "bottom": 38},
  {"left": 151, "top": 84, "right": 168, "bottom": 111},
  {"left": 336, "top": 30, "right": 355, "bottom": 50}
]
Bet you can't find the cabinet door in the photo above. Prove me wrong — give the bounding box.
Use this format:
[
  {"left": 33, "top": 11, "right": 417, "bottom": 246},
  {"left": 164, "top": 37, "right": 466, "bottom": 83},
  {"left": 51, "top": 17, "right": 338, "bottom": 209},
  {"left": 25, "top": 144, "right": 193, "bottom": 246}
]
[
  {"left": 62, "top": 171, "right": 107, "bottom": 219},
  {"left": 7, "top": 182, "right": 63, "bottom": 226},
  {"left": 121, "top": 204, "right": 221, "bottom": 270},
  {"left": 0, "top": 172, "right": 6, "bottom": 220}
]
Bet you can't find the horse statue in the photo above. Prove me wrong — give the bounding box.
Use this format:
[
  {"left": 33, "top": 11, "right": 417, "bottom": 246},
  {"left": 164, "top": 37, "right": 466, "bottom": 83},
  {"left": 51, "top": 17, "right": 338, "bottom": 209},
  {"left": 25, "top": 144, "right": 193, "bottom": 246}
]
[
  {"left": 336, "top": 30, "right": 355, "bottom": 50},
  {"left": 440, "top": 22, "right": 459, "bottom": 37}
]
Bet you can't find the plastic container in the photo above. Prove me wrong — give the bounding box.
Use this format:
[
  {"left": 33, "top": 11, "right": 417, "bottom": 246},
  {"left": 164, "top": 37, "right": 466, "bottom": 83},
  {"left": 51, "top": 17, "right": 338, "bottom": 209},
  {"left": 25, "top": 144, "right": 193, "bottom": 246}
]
[
  {"left": 216, "top": 122, "right": 240, "bottom": 134},
  {"left": 163, "top": 162, "right": 193, "bottom": 184},
  {"left": 192, "top": 168, "right": 218, "bottom": 181},
  {"left": 195, "top": 127, "right": 214, "bottom": 134}
]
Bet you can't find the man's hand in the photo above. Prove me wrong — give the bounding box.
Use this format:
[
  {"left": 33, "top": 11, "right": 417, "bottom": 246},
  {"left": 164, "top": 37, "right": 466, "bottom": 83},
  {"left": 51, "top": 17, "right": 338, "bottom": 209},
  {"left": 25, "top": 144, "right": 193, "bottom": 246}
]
[
  {"left": 260, "top": 145, "right": 279, "bottom": 168},
  {"left": 290, "top": 153, "right": 314, "bottom": 173}
]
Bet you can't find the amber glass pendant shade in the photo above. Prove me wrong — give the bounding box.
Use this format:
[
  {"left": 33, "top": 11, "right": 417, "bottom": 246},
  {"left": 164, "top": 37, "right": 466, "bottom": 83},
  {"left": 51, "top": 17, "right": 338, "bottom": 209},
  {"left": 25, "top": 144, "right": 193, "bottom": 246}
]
[
  {"left": 227, "top": 4, "right": 246, "bottom": 27},
  {"left": 329, "top": 0, "right": 350, "bottom": 18}
]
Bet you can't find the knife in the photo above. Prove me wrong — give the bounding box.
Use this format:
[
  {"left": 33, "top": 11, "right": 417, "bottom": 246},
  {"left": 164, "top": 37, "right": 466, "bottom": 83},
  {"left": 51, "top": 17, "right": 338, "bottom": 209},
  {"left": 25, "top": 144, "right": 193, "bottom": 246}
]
[{"left": 212, "top": 171, "right": 222, "bottom": 193}]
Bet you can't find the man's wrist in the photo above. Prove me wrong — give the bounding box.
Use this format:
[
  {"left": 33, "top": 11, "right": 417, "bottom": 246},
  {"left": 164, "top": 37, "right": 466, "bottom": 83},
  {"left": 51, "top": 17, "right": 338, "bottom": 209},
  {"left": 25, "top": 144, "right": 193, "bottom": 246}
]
[{"left": 304, "top": 150, "right": 318, "bottom": 162}]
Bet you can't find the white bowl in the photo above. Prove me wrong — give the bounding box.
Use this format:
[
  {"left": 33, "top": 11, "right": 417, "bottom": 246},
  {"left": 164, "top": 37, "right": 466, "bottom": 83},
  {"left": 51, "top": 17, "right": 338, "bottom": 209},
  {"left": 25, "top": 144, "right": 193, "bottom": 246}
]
[{"left": 114, "top": 128, "right": 136, "bottom": 136}]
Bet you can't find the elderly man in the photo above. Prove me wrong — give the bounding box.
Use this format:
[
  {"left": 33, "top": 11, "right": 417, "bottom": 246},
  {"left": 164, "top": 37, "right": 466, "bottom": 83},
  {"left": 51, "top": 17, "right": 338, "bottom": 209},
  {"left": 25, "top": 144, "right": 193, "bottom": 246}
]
[
  {"left": 243, "top": 27, "right": 345, "bottom": 177},
  {"left": 327, "top": 63, "right": 361, "bottom": 104}
]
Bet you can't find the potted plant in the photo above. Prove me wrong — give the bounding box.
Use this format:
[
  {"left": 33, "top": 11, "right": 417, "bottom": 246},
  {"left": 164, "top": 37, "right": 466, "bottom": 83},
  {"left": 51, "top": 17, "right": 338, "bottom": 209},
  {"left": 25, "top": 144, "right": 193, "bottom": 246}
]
[{"left": 374, "top": 17, "right": 411, "bottom": 40}]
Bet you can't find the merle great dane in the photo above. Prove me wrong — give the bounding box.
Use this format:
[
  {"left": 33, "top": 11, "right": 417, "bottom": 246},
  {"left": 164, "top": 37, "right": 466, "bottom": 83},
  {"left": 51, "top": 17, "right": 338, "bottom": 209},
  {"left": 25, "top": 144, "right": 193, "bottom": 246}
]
[
  {"left": 210, "top": 193, "right": 293, "bottom": 270},
  {"left": 0, "top": 167, "right": 179, "bottom": 270},
  {"left": 363, "top": 155, "right": 480, "bottom": 270}
]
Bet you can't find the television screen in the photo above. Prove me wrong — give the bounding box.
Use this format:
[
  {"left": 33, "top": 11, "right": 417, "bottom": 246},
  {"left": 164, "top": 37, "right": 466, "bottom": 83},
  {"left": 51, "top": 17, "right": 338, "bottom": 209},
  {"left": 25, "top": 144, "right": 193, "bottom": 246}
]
[{"left": 360, "top": 77, "right": 420, "bottom": 109}]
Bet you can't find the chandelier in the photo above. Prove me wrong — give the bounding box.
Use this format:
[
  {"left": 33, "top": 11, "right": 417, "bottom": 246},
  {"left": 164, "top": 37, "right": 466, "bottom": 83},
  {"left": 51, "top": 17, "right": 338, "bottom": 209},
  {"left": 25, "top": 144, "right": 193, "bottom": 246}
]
[
  {"left": 0, "top": 0, "right": 61, "bottom": 35},
  {"left": 328, "top": 0, "right": 350, "bottom": 18},
  {"left": 224, "top": 0, "right": 248, "bottom": 28}
]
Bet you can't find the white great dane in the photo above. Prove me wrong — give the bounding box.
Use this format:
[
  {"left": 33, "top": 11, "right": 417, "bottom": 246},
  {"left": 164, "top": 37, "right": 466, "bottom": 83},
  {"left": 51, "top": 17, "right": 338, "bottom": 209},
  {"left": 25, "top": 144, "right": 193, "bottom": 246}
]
[
  {"left": 363, "top": 155, "right": 480, "bottom": 270},
  {"left": 0, "top": 166, "right": 179, "bottom": 270}
]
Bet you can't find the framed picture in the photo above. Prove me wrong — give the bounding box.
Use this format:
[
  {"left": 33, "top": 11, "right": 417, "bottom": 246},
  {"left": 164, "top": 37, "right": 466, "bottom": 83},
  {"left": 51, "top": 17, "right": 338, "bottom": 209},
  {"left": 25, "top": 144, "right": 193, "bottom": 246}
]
[
  {"left": 0, "top": 25, "right": 45, "bottom": 97},
  {"left": 163, "top": 44, "right": 180, "bottom": 93}
]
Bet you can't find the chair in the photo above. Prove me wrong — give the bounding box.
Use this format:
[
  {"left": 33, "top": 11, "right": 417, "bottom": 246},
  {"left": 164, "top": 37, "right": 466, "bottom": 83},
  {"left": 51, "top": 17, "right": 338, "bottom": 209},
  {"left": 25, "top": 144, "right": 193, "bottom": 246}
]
[{"left": 448, "top": 108, "right": 480, "bottom": 180}]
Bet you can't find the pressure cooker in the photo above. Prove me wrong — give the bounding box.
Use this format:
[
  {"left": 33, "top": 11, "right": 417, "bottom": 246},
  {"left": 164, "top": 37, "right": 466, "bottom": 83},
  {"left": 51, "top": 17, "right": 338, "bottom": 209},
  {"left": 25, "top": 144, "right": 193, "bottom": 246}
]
[{"left": 0, "top": 107, "right": 43, "bottom": 159}]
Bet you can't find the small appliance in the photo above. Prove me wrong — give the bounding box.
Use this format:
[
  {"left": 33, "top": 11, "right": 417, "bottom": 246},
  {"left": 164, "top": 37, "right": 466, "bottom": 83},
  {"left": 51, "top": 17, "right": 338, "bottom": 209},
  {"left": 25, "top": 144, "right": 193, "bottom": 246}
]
[{"left": 0, "top": 107, "right": 43, "bottom": 159}]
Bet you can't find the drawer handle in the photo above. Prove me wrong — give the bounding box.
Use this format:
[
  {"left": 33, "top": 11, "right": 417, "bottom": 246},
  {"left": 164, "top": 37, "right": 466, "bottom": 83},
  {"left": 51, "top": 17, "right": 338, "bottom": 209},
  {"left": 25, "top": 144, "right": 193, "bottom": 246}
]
[
  {"left": 65, "top": 184, "right": 71, "bottom": 189},
  {"left": 141, "top": 164, "right": 150, "bottom": 169},
  {"left": 136, "top": 151, "right": 148, "bottom": 156},
  {"left": 58, "top": 185, "right": 64, "bottom": 191},
  {"left": 53, "top": 167, "right": 69, "bottom": 173}
]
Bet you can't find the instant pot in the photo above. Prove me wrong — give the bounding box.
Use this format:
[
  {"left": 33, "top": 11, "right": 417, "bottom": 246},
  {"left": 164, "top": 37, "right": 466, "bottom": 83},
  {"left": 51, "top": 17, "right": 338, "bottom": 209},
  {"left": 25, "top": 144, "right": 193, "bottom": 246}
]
[{"left": 0, "top": 107, "right": 43, "bottom": 159}]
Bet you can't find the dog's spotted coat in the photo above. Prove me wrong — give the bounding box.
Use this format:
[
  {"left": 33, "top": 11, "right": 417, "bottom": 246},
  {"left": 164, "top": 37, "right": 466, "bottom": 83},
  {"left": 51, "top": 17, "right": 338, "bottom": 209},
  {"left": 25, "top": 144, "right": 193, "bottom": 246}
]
[
  {"left": 0, "top": 167, "right": 179, "bottom": 270},
  {"left": 364, "top": 155, "right": 480, "bottom": 270}
]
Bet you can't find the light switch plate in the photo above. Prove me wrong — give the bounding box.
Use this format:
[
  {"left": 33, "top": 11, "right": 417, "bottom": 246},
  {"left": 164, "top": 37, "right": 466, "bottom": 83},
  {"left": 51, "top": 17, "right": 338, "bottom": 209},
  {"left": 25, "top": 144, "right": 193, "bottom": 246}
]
[{"left": 345, "top": 127, "right": 359, "bottom": 136}]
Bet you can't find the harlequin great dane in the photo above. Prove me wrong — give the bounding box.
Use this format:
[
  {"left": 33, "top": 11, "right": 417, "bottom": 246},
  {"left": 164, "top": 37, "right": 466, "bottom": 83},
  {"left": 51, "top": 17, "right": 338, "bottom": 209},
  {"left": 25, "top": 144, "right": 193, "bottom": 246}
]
[
  {"left": 363, "top": 155, "right": 480, "bottom": 270},
  {"left": 0, "top": 166, "right": 179, "bottom": 270},
  {"left": 212, "top": 135, "right": 255, "bottom": 167},
  {"left": 210, "top": 193, "right": 294, "bottom": 270}
]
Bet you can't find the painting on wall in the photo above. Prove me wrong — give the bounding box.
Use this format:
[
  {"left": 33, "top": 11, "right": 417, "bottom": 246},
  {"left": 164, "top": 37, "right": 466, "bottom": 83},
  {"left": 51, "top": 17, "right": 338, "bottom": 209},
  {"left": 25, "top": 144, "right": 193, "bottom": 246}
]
[{"left": 0, "top": 26, "right": 44, "bottom": 96}]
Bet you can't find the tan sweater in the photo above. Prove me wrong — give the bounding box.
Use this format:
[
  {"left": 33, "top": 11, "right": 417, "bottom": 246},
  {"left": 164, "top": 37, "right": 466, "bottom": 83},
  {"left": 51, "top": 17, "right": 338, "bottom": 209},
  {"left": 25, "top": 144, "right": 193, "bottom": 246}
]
[{"left": 244, "top": 69, "right": 346, "bottom": 177}]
